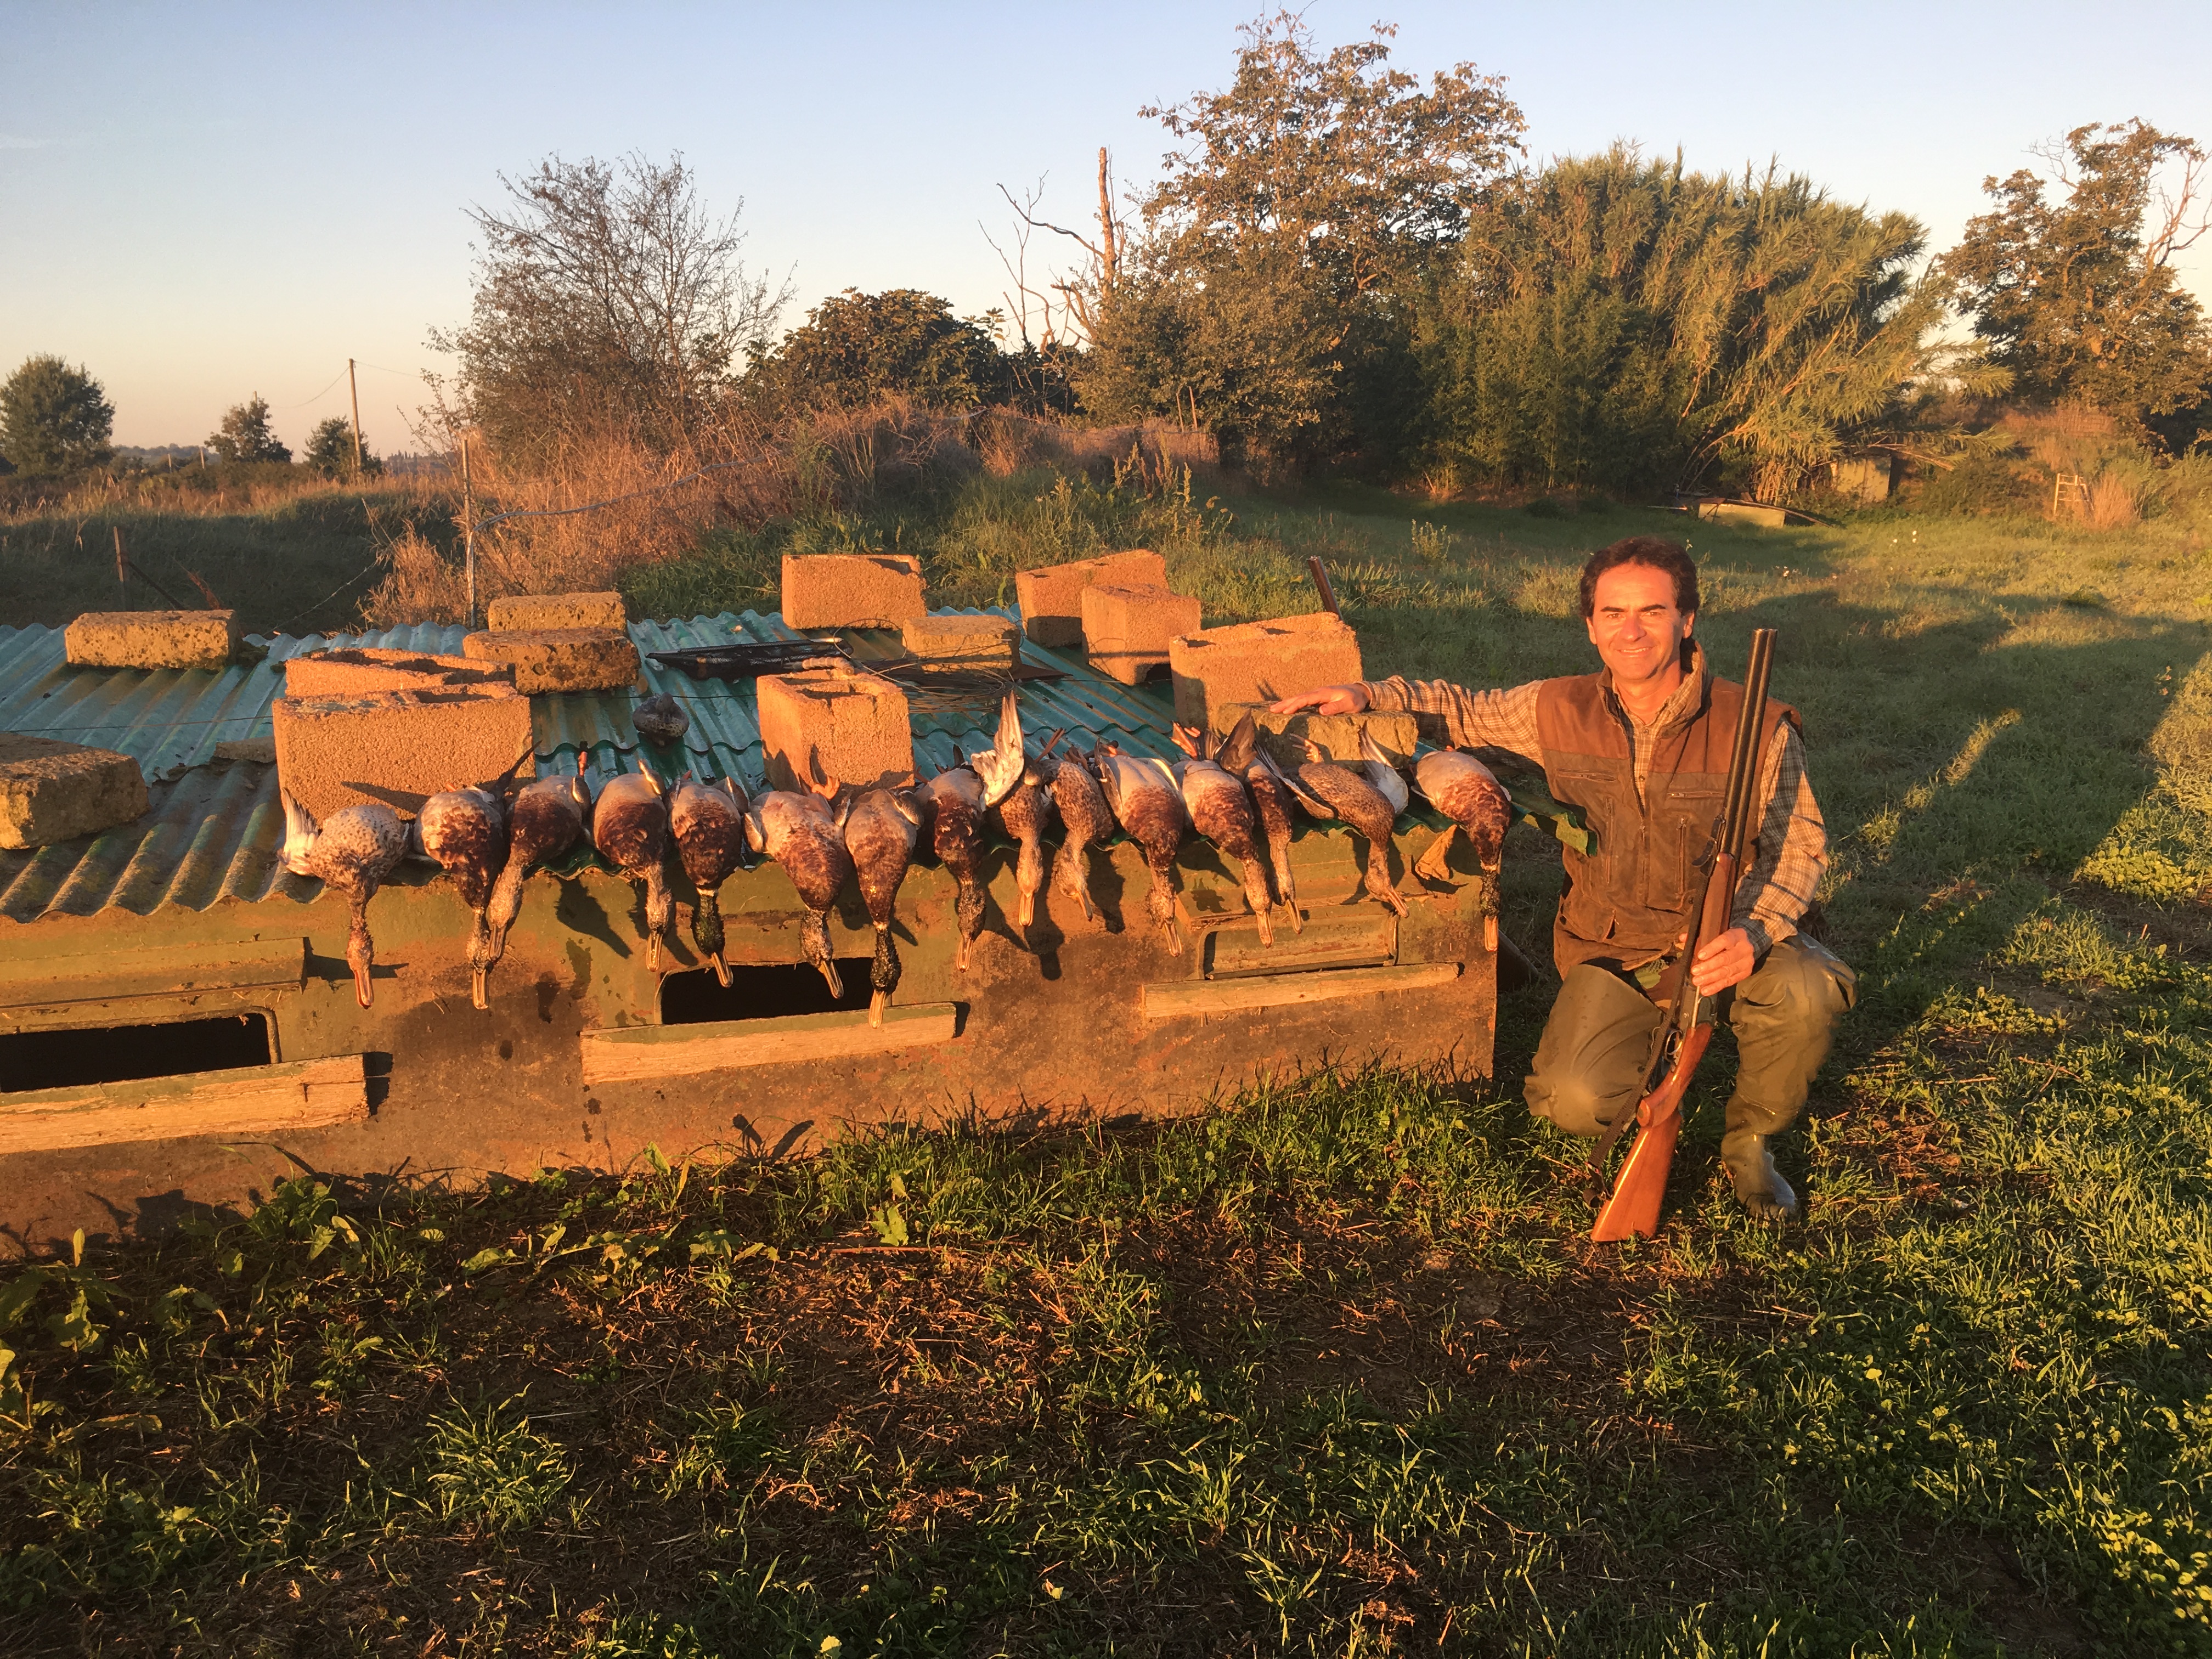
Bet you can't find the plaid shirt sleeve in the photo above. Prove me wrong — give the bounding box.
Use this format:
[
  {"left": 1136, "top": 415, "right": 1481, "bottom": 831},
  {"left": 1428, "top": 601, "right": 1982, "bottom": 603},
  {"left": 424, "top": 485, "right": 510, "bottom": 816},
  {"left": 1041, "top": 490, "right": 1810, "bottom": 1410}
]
[
  {"left": 1735, "top": 721, "right": 1826, "bottom": 956},
  {"left": 1358, "top": 676, "right": 1546, "bottom": 766}
]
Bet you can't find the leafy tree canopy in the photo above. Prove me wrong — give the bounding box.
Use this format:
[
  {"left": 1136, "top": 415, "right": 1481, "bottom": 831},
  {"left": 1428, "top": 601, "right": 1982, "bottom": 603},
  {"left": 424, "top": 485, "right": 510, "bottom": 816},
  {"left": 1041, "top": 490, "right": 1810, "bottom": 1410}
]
[
  {"left": 0, "top": 354, "right": 115, "bottom": 476},
  {"left": 304, "top": 415, "right": 381, "bottom": 478},
  {"left": 1941, "top": 120, "right": 2211, "bottom": 439},
  {"left": 1081, "top": 14, "right": 1523, "bottom": 470},
  {"left": 432, "top": 151, "right": 787, "bottom": 465},
  {"left": 745, "top": 289, "right": 1013, "bottom": 412},
  {"left": 206, "top": 396, "right": 292, "bottom": 464}
]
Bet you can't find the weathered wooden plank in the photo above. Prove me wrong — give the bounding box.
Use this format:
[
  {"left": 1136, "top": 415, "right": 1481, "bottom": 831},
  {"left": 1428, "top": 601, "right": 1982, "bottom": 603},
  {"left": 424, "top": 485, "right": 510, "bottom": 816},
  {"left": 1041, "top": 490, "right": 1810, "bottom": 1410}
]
[
  {"left": 1141, "top": 961, "right": 1459, "bottom": 1020},
  {"left": 0, "top": 936, "right": 306, "bottom": 1011},
  {"left": 1204, "top": 911, "right": 1395, "bottom": 979},
  {"left": 580, "top": 1003, "right": 960, "bottom": 1086},
  {"left": 0, "top": 1054, "right": 368, "bottom": 1154}
]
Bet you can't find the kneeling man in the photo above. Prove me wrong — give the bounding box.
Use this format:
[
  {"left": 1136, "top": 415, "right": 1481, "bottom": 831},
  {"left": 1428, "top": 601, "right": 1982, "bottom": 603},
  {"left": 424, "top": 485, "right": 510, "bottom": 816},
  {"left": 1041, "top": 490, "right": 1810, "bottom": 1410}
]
[{"left": 1274, "top": 535, "right": 1854, "bottom": 1221}]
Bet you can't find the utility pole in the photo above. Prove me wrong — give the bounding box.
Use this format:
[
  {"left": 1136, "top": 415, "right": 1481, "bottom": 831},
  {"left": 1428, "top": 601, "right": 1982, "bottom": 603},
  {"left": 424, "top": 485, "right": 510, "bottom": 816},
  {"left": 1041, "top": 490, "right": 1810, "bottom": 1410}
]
[
  {"left": 114, "top": 527, "right": 128, "bottom": 605},
  {"left": 347, "top": 359, "right": 365, "bottom": 476},
  {"left": 460, "top": 435, "right": 476, "bottom": 628}
]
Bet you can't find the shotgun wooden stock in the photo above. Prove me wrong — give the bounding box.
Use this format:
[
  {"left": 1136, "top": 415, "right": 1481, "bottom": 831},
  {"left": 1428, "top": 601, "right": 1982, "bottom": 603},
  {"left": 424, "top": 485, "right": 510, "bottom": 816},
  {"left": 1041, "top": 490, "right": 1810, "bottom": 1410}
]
[{"left": 1588, "top": 1024, "right": 1712, "bottom": 1241}]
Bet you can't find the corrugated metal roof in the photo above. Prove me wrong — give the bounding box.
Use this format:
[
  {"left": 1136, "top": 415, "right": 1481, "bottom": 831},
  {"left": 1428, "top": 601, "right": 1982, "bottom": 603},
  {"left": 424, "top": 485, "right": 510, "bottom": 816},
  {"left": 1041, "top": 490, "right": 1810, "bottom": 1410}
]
[{"left": 0, "top": 610, "right": 1186, "bottom": 925}]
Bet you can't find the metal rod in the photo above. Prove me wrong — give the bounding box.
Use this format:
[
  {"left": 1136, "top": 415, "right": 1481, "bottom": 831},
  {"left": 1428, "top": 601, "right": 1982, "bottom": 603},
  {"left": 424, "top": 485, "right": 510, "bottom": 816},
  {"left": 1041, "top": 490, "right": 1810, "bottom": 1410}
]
[{"left": 1307, "top": 556, "right": 1339, "bottom": 614}]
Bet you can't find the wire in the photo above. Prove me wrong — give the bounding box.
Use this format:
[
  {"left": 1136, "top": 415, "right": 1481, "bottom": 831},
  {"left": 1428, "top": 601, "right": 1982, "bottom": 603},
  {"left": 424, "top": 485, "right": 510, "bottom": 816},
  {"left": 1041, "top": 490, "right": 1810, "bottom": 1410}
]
[
  {"left": 268, "top": 367, "right": 353, "bottom": 410},
  {"left": 472, "top": 453, "right": 764, "bottom": 533},
  {"left": 267, "top": 556, "right": 390, "bottom": 635}
]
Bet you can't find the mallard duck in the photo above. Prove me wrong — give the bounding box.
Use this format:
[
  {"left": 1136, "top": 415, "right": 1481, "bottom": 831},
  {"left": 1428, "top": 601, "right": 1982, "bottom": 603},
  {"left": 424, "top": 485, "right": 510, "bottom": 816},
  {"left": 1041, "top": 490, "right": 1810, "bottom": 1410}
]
[
  {"left": 745, "top": 766, "right": 855, "bottom": 996},
  {"left": 1278, "top": 738, "right": 1408, "bottom": 917},
  {"left": 416, "top": 785, "right": 508, "bottom": 1009},
  {"left": 1238, "top": 738, "right": 1302, "bottom": 935},
  {"left": 1092, "top": 741, "right": 1188, "bottom": 952},
  {"left": 917, "top": 765, "right": 991, "bottom": 972},
  {"left": 281, "top": 791, "right": 410, "bottom": 1008},
  {"left": 1413, "top": 750, "right": 1512, "bottom": 950},
  {"left": 633, "top": 692, "right": 690, "bottom": 749},
  {"left": 484, "top": 759, "right": 593, "bottom": 969},
  {"left": 1042, "top": 729, "right": 1115, "bottom": 924},
  {"left": 592, "top": 765, "right": 674, "bottom": 971},
  {"left": 1170, "top": 718, "right": 1273, "bottom": 946},
  {"left": 991, "top": 755, "right": 1059, "bottom": 938},
  {"left": 842, "top": 785, "right": 926, "bottom": 1023},
  {"left": 669, "top": 774, "right": 749, "bottom": 986}
]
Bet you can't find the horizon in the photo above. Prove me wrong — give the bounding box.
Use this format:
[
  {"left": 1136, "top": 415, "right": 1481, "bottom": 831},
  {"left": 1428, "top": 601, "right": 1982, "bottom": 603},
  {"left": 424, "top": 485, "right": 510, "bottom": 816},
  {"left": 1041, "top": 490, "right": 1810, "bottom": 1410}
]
[{"left": 4, "top": 0, "right": 2207, "bottom": 455}]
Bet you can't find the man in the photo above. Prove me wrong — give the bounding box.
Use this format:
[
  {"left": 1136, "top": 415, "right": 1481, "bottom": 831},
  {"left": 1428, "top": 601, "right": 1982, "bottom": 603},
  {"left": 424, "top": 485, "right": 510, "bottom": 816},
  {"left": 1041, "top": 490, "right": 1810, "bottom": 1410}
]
[{"left": 1272, "top": 535, "right": 1854, "bottom": 1222}]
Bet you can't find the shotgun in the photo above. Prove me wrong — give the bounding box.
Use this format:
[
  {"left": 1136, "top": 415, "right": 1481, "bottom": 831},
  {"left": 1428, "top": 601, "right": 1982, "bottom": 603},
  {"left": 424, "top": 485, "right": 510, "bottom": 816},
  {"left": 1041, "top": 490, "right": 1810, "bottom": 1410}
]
[{"left": 1590, "top": 627, "right": 1777, "bottom": 1242}]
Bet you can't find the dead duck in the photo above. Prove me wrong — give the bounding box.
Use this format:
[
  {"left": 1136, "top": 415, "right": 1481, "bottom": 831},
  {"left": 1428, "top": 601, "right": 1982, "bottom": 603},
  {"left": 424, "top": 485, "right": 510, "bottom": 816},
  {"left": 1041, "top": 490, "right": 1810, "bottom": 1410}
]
[
  {"left": 1092, "top": 741, "right": 1188, "bottom": 952},
  {"left": 484, "top": 760, "right": 594, "bottom": 969},
  {"left": 669, "top": 774, "right": 749, "bottom": 986},
  {"left": 592, "top": 764, "right": 675, "bottom": 972},
  {"left": 280, "top": 791, "right": 410, "bottom": 1008},
  {"left": 1041, "top": 729, "right": 1115, "bottom": 924},
  {"left": 842, "top": 785, "right": 926, "bottom": 1023},
  {"left": 633, "top": 692, "right": 690, "bottom": 749},
  {"left": 1413, "top": 750, "right": 1513, "bottom": 950},
  {"left": 1277, "top": 738, "right": 1408, "bottom": 917},
  {"left": 991, "top": 754, "right": 1059, "bottom": 938},
  {"left": 745, "top": 764, "right": 855, "bottom": 996},
  {"left": 1238, "top": 740, "right": 1303, "bottom": 935},
  {"left": 416, "top": 785, "right": 509, "bottom": 1010},
  {"left": 917, "top": 765, "right": 992, "bottom": 972},
  {"left": 1170, "top": 718, "right": 1273, "bottom": 946}
]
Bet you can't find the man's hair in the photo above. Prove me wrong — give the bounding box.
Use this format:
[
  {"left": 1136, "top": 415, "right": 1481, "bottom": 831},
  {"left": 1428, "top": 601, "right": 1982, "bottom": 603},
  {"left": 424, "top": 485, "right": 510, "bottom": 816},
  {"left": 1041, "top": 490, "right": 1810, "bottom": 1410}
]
[{"left": 1578, "top": 535, "right": 1700, "bottom": 619}]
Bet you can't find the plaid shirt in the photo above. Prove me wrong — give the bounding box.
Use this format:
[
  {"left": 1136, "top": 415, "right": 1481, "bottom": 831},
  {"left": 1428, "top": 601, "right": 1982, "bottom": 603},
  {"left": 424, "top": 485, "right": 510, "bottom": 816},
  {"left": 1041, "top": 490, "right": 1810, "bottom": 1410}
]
[{"left": 1362, "top": 662, "right": 1827, "bottom": 960}]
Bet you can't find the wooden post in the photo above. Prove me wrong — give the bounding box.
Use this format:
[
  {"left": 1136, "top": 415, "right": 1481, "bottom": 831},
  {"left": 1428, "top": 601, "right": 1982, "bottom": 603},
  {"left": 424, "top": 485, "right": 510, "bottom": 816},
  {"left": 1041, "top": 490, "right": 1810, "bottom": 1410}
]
[
  {"left": 347, "top": 359, "right": 364, "bottom": 476},
  {"left": 1307, "top": 555, "right": 1339, "bottom": 614},
  {"left": 114, "top": 526, "right": 128, "bottom": 605},
  {"left": 460, "top": 435, "right": 476, "bottom": 628}
]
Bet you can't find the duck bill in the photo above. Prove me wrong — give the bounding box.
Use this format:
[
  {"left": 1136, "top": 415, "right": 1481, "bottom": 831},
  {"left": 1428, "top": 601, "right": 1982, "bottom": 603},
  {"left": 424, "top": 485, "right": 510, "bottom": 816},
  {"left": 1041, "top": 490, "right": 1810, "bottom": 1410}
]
[
  {"left": 710, "top": 951, "right": 731, "bottom": 989},
  {"left": 818, "top": 957, "right": 844, "bottom": 998},
  {"left": 352, "top": 958, "right": 374, "bottom": 1008},
  {"left": 868, "top": 987, "right": 889, "bottom": 1027},
  {"left": 470, "top": 963, "right": 489, "bottom": 1012}
]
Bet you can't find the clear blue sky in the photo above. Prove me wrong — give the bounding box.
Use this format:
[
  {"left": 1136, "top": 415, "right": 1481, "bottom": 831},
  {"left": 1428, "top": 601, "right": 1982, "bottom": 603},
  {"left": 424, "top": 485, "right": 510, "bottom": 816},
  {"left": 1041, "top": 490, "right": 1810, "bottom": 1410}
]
[{"left": 3, "top": 1, "right": 2206, "bottom": 453}]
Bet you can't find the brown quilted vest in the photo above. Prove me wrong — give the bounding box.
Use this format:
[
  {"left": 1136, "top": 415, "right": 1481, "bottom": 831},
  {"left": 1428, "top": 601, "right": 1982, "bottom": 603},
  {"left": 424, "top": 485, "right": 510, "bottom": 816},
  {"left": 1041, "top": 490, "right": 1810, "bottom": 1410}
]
[{"left": 1535, "top": 646, "right": 1797, "bottom": 977}]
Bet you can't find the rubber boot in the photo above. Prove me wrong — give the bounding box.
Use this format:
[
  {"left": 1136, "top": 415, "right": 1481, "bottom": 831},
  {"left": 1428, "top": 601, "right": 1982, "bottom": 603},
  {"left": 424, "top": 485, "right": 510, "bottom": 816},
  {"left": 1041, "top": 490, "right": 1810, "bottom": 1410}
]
[{"left": 1720, "top": 1108, "right": 1797, "bottom": 1226}]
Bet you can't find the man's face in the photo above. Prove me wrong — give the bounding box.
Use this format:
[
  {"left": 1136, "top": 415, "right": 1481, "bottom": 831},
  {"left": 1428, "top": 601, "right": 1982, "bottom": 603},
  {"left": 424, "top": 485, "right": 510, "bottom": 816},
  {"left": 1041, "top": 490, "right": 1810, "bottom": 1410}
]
[{"left": 1585, "top": 562, "right": 1694, "bottom": 690}]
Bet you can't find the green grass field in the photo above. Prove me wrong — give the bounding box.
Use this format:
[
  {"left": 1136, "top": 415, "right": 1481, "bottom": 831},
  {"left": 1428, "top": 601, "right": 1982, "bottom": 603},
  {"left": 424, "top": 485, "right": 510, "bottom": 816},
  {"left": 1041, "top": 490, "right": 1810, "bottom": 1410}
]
[{"left": 3, "top": 477, "right": 2211, "bottom": 1656}]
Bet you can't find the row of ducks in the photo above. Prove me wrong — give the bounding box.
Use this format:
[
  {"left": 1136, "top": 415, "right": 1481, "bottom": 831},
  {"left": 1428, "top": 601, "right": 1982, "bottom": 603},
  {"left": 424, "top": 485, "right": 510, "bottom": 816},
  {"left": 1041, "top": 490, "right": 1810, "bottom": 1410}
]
[{"left": 274, "top": 691, "right": 1514, "bottom": 1022}]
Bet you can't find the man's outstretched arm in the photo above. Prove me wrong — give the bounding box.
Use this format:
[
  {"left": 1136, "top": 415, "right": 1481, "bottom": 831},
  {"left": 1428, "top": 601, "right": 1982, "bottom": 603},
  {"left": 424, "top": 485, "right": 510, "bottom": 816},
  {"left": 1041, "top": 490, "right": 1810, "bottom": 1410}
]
[{"left": 1272, "top": 676, "right": 1545, "bottom": 763}]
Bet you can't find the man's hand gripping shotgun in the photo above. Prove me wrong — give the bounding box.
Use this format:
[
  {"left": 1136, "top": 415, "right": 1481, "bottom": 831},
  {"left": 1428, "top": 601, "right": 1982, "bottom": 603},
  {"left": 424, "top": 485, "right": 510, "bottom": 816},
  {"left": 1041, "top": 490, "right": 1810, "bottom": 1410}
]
[{"left": 1589, "top": 627, "right": 1778, "bottom": 1242}]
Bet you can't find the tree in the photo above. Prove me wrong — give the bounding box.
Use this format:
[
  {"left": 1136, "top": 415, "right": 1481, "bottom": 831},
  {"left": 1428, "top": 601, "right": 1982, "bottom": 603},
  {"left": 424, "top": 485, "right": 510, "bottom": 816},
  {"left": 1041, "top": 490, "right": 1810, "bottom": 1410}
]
[
  {"left": 1079, "top": 14, "right": 1524, "bottom": 470},
  {"left": 1424, "top": 148, "right": 1937, "bottom": 499},
  {"left": 0, "top": 354, "right": 115, "bottom": 475},
  {"left": 432, "top": 151, "right": 788, "bottom": 465},
  {"left": 304, "top": 414, "right": 381, "bottom": 478},
  {"left": 1940, "top": 120, "right": 2211, "bottom": 438},
  {"left": 206, "top": 396, "right": 292, "bottom": 463},
  {"left": 744, "top": 290, "right": 1013, "bottom": 412}
]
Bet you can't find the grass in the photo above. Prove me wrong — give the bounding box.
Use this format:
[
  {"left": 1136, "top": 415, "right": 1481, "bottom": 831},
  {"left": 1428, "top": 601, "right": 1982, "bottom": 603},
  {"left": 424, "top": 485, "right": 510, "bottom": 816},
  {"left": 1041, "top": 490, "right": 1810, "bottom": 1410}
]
[{"left": 4, "top": 477, "right": 2212, "bottom": 1654}]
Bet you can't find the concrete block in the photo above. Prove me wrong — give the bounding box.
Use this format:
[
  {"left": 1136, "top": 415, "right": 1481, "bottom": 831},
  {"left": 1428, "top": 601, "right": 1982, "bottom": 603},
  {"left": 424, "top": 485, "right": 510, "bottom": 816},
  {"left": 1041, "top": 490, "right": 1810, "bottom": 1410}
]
[
  {"left": 757, "top": 667, "right": 915, "bottom": 793},
  {"left": 1169, "top": 611, "right": 1363, "bottom": 730},
  {"left": 272, "top": 686, "right": 535, "bottom": 820},
  {"left": 899, "top": 613, "right": 1020, "bottom": 670},
  {"left": 1212, "top": 702, "right": 1419, "bottom": 771},
  {"left": 1014, "top": 550, "right": 1167, "bottom": 647},
  {"left": 284, "top": 647, "right": 514, "bottom": 698},
  {"left": 780, "top": 554, "right": 926, "bottom": 630},
  {"left": 486, "top": 590, "right": 628, "bottom": 632},
  {"left": 1081, "top": 582, "right": 1201, "bottom": 685},
  {"left": 64, "top": 610, "right": 239, "bottom": 671},
  {"left": 0, "top": 733, "right": 150, "bottom": 849},
  {"left": 461, "top": 627, "right": 641, "bottom": 693}
]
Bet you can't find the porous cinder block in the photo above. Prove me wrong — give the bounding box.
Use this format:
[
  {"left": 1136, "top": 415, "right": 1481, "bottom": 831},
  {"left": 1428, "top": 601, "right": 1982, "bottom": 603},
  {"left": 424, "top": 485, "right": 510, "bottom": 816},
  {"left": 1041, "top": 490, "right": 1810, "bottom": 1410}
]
[
  {"left": 1212, "top": 702, "right": 1419, "bottom": 771},
  {"left": 485, "top": 591, "right": 628, "bottom": 632},
  {"left": 779, "top": 554, "right": 926, "bottom": 630},
  {"left": 285, "top": 647, "right": 514, "bottom": 698},
  {"left": 757, "top": 667, "right": 915, "bottom": 793},
  {"left": 1169, "top": 611, "right": 1362, "bottom": 730},
  {"left": 899, "top": 613, "right": 1020, "bottom": 670},
  {"left": 1080, "top": 582, "right": 1201, "bottom": 685},
  {"left": 461, "top": 627, "right": 641, "bottom": 693},
  {"left": 272, "top": 687, "right": 535, "bottom": 821},
  {"left": 64, "top": 610, "right": 240, "bottom": 671},
  {"left": 1014, "top": 550, "right": 1167, "bottom": 647},
  {"left": 0, "top": 733, "right": 150, "bottom": 849}
]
